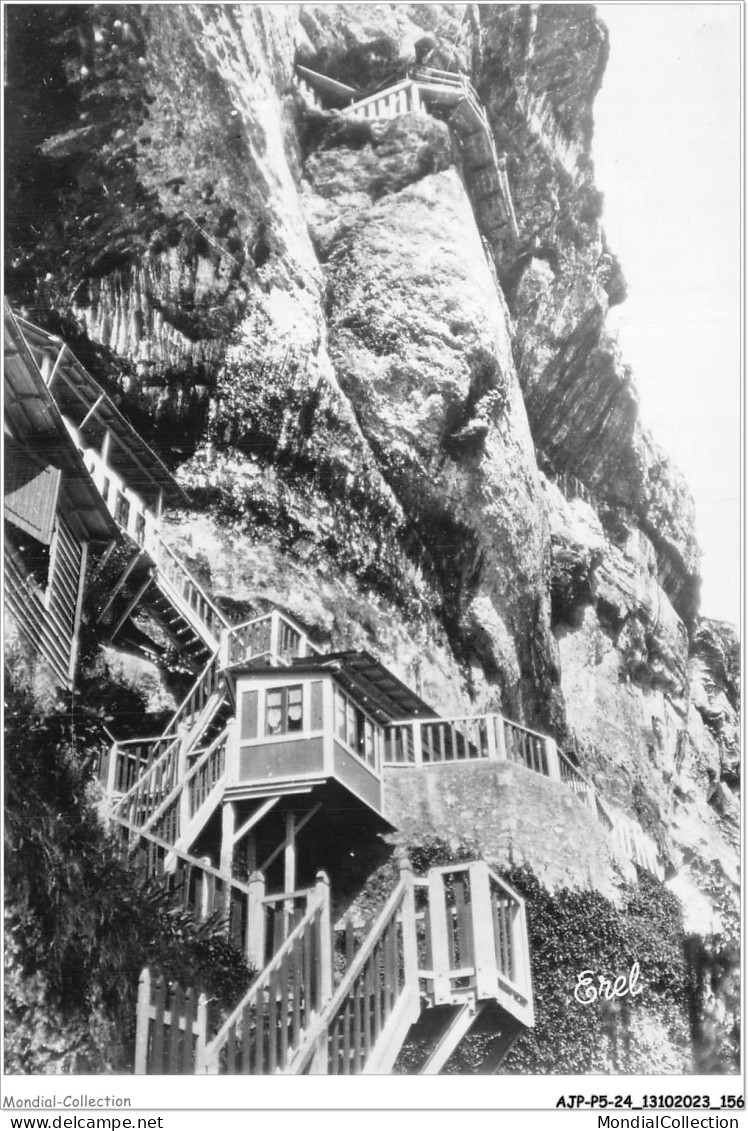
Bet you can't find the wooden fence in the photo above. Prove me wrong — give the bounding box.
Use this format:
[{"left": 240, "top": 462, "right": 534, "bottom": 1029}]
[{"left": 135, "top": 969, "right": 208, "bottom": 1074}]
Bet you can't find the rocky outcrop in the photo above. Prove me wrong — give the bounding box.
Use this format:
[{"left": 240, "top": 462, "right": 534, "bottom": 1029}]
[{"left": 5, "top": 2, "right": 739, "bottom": 1071}]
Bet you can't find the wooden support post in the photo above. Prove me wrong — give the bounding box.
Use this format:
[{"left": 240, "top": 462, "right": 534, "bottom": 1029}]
[
  {"left": 514, "top": 899, "right": 533, "bottom": 1022},
  {"left": 245, "top": 831, "right": 257, "bottom": 875},
  {"left": 270, "top": 610, "right": 280, "bottom": 662},
  {"left": 315, "top": 870, "right": 333, "bottom": 1005},
  {"left": 428, "top": 870, "right": 452, "bottom": 1005},
  {"left": 284, "top": 811, "right": 296, "bottom": 894},
  {"left": 220, "top": 801, "right": 235, "bottom": 876},
  {"left": 410, "top": 82, "right": 421, "bottom": 113},
  {"left": 177, "top": 730, "right": 191, "bottom": 842},
  {"left": 247, "top": 870, "right": 266, "bottom": 969},
  {"left": 494, "top": 714, "right": 507, "bottom": 761},
  {"left": 469, "top": 861, "right": 498, "bottom": 1001},
  {"left": 398, "top": 852, "right": 419, "bottom": 994},
  {"left": 485, "top": 714, "right": 498, "bottom": 760},
  {"left": 545, "top": 736, "right": 561, "bottom": 781},
  {"left": 105, "top": 741, "right": 120, "bottom": 795},
  {"left": 134, "top": 968, "right": 151, "bottom": 1074},
  {"left": 413, "top": 721, "right": 423, "bottom": 768}
]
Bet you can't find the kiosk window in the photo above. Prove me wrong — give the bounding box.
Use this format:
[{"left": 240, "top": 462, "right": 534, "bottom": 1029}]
[{"left": 266, "top": 685, "right": 304, "bottom": 735}]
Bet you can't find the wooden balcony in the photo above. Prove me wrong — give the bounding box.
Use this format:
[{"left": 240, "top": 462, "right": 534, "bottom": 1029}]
[{"left": 414, "top": 861, "right": 533, "bottom": 1028}]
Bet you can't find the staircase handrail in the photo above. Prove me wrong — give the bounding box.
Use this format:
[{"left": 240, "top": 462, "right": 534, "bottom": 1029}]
[
  {"left": 198, "top": 874, "right": 328, "bottom": 1072},
  {"left": 154, "top": 534, "right": 231, "bottom": 640},
  {"left": 485, "top": 866, "right": 534, "bottom": 1023},
  {"left": 136, "top": 723, "right": 230, "bottom": 838},
  {"left": 112, "top": 654, "right": 221, "bottom": 814},
  {"left": 289, "top": 871, "right": 412, "bottom": 1073},
  {"left": 113, "top": 815, "right": 252, "bottom": 897},
  {"left": 342, "top": 76, "right": 414, "bottom": 117},
  {"left": 111, "top": 731, "right": 182, "bottom": 822},
  {"left": 148, "top": 652, "right": 225, "bottom": 749},
  {"left": 113, "top": 733, "right": 175, "bottom": 748}
]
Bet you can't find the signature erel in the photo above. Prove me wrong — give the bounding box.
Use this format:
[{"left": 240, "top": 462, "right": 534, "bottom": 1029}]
[{"left": 574, "top": 961, "right": 643, "bottom": 1005}]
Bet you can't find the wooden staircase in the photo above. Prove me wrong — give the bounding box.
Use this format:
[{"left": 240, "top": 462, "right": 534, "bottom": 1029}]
[
  {"left": 333, "top": 64, "right": 519, "bottom": 252},
  {"left": 133, "top": 856, "right": 534, "bottom": 1075}
]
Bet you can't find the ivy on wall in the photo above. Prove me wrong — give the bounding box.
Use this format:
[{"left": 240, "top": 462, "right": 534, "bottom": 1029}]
[{"left": 497, "top": 866, "right": 692, "bottom": 1074}]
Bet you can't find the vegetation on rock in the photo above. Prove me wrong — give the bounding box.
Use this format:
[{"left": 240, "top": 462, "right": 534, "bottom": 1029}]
[{"left": 4, "top": 678, "right": 252, "bottom": 1073}]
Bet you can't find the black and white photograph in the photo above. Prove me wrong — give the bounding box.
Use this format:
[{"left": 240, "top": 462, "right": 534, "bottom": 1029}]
[{"left": 2, "top": 0, "right": 742, "bottom": 1112}]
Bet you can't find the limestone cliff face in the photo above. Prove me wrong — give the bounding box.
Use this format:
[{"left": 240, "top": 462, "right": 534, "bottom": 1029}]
[{"left": 6, "top": 3, "right": 739, "bottom": 1071}]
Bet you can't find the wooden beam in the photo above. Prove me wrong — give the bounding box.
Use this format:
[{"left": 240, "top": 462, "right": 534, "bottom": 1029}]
[
  {"left": 78, "top": 392, "right": 106, "bottom": 432},
  {"left": 109, "top": 572, "right": 155, "bottom": 640},
  {"left": 231, "top": 797, "right": 279, "bottom": 846},
  {"left": 257, "top": 802, "right": 321, "bottom": 876},
  {"left": 94, "top": 549, "right": 143, "bottom": 622},
  {"left": 42, "top": 344, "right": 67, "bottom": 388},
  {"left": 295, "top": 64, "right": 359, "bottom": 99}
]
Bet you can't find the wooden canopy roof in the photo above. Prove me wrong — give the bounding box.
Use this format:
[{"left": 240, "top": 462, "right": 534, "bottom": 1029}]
[
  {"left": 228, "top": 649, "right": 435, "bottom": 724},
  {"left": 4, "top": 303, "right": 118, "bottom": 543}
]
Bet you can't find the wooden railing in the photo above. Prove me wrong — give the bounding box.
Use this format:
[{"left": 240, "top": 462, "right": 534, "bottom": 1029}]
[
  {"left": 294, "top": 858, "right": 418, "bottom": 1075},
  {"left": 187, "top": 734, "right": 228, "bottom": 819},
  {"left": 134, "top": 858, "right": 535, "bottom": 1076},
  {"left": 557, "top": 749, "right": 597, "bottom": 813},
  {"left": 81, "top": 441, "right": 229, "bottom": 649},
  {"left": 197, "top": 873, "right": 332, "bottom": 1074},
  {"left": 384, "top": 712, "right": 548, "bottom": 771},
  {"left": 148, "top": 726, "right": 230, "bottom": 846},
  {"left": 155, "top": 537, "right": 230, "bottom": 647},
  {"left": 174, "top": 654, "right": 226, "bottom": 734},
  {"left": 413, "top": 862, "right": 533, "bottom": 1026},
  {"left": 116, "top": 818, "right": 253, "bottom": 955},
  {"left": 503, "top": 719, "right": 549, "bottom": 776},
  {"left": 383, "top": 709, "right": 663, "bottom": 882},
  {"left": 112, "top": 731, "right": 181, "bottom": 831},
  {"left": 384, "top": 713, "right": 498, "bottom": 766},
  {"left": 258, "top": 888, "right": 314, "bottom": 970},
  {"left": 103, "top": 734, "right": 174, "bottom": 795},
  {"left": 343, "top": 76, "right": 423, "bottom": 121},
  {"left": 106, "top": 653, "right": 225, "bottom": 801},
  {"left": 112, "top": 721, "right": 229, "bottom": 847},
  {"left": 225, "top": 610, "right": 322, "bottom": 667}
]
